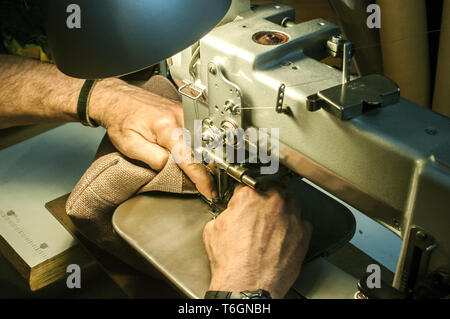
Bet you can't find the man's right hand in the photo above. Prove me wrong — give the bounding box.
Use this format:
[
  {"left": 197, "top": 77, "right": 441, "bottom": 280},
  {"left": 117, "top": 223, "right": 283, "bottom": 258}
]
[
  {"left": 203, "top": 185, "right": 312, "bottom": 299},
  {"left": 89, "top": 78, "right": 217, "bottom": 200}
]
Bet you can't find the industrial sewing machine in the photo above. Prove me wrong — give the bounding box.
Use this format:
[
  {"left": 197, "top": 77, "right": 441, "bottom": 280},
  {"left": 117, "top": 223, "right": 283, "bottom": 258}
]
[
  {"left": 111, "top": 1, "right": 450, "bottom": 299},
  {"left": 43, "top": 0, "right": 450, "bottom": 298}
]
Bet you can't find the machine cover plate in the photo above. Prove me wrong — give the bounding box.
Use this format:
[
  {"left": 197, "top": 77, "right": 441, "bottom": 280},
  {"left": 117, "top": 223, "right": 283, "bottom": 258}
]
[{"left": 113, "top": 178, "right": 356, "bottom": 298}]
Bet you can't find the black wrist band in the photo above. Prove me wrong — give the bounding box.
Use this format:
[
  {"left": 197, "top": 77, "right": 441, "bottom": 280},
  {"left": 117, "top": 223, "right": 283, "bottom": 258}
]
[
  {"left": 77, "top": 79, "right": 99, "bottom": 127},
  {"left": 204, "top": 289, "right": 272, "bottom": 299}
]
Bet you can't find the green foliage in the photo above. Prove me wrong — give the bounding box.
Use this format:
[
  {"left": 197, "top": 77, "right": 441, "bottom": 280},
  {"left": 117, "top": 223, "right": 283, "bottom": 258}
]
[{"left": 0, "top": 0, "right": 51, "bottom": 58}]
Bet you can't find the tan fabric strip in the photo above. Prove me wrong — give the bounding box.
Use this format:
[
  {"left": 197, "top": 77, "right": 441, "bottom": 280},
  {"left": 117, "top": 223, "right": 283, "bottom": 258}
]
[{"left": 65, "top": 75, "right": 199, "bottom": 273}]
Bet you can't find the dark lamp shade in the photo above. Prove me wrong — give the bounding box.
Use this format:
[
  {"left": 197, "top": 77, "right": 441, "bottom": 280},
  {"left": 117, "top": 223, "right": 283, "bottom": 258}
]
[{"left": 43, "top": 0, "right": 231, "bottom": 79}]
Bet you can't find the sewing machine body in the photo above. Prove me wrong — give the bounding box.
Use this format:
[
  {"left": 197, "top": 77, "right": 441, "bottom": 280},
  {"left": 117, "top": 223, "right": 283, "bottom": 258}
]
[{"left": 168, "top": 1, "right": 450, "bottom": 297}]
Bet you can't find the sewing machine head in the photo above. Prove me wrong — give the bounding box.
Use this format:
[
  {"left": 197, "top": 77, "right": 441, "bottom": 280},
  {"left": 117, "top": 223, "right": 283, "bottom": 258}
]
[
  {"left": 169, "top": 1, "right": 450, "bottom": 298},
  {"left": 43, "top": 0, "right": 449, "bottom": 298}
]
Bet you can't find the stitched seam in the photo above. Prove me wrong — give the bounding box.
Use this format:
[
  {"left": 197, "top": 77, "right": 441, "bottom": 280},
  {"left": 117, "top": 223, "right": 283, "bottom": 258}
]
[
  {"left": 67, "top": 157, "right": 119, "bottom": 210},
  {"left": 85, "top": 185, "right": 118, "bottom": 207}
]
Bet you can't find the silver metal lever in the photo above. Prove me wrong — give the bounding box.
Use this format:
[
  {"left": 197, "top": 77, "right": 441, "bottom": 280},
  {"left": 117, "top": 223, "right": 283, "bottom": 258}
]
[
  {"left": 178, "top": 80, "right": 203, "bottom": 100},
  {"left": 342, "top": 41, "right": 352, "bottom": 84}
]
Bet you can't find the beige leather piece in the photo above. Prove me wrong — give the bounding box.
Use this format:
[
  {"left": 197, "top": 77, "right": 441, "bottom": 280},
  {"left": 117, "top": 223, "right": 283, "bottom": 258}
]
[
  {"left": 141, "top": 75, "right": 182, "bottom": 101},
  {"left": 113, "top": 178, "right": 356, "bottom": 298},
  {"left": 113, "top": 193, "right": 212, "bottom": 299}
]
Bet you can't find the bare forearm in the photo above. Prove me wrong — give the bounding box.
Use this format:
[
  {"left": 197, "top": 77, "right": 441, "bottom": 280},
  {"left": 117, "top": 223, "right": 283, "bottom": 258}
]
[
  {"left": 0, "top": 54, "right": 215, "bottom": 198},
  {"left": 0, "top": 54, "right": 180, "bottom": 129},
  {"left": 0, "top": 55, "right": 149, "bottom": 129},
  {"left": 0, "top": 54, "right": 87, "bottom": 128}
]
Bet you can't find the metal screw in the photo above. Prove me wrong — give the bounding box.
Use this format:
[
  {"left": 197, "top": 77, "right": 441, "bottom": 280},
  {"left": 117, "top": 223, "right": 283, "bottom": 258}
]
[
  {"left": 416, "top": 230, "right": 427, "bottom": 241},
  {"left": 281, "top": 17, "right": 295, "bottom": 27},
  {"left": 208, "top": 64, "right": 217, "bottom": 75},
  {"left": 202, "top": 118, "right": 213, "bottom": 126},
  {"left": 354, "top": 291, "right": 368, "bottom": 299},
  {"left": 224, "top": 100, "right": 239, "bottom": 114},
  {"left": 330, "top": 35, "right": 345, "bottom": 45}
]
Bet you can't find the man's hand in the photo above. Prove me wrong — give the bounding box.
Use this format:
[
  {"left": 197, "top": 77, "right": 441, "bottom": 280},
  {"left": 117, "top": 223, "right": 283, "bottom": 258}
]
[
  {"left": 0, "top": 56, "right": 215, "bottom": 200},
  {"left": 203, "top": 185, "right": 312, "bottom": 299},
  {"left": 88, "top": 78, "right": 216, "bottom": 200}
]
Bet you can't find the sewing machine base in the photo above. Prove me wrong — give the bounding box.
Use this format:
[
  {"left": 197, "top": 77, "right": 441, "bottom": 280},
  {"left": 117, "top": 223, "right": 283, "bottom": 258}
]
[{"left": 112, "top": 178, "right": 356, "bottom": 298}]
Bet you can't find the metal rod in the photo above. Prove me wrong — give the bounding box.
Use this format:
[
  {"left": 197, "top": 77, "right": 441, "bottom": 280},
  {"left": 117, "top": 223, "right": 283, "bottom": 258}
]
[{"left": 342, "top": 41, "right": 352, "bottom": 84}]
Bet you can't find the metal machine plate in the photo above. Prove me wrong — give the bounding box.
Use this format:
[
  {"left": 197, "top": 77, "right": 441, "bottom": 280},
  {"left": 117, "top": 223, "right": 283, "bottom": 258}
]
[{"left": 112, "top": 179, "right": 356, "bottom": 298}]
